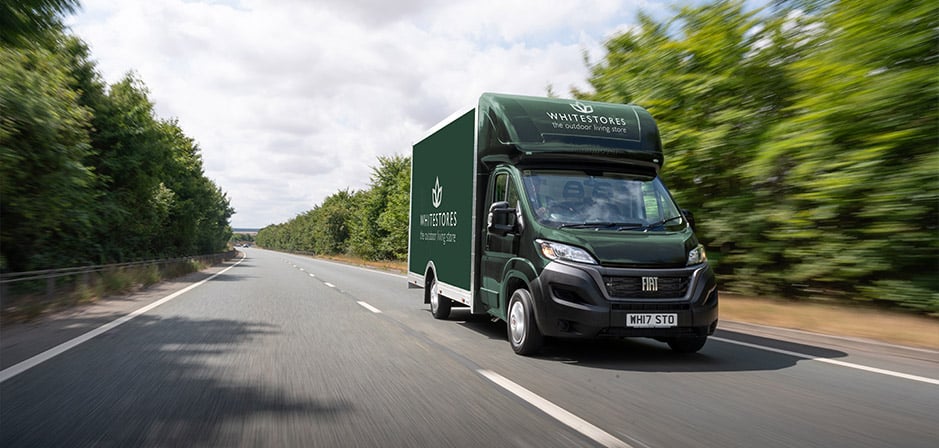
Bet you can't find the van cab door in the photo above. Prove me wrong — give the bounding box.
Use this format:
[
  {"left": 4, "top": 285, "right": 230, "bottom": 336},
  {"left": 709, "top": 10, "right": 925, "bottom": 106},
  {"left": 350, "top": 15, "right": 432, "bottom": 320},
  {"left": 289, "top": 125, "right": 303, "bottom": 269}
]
[{"left": 480, "top": 170, "right": 521, "bottom": 312}]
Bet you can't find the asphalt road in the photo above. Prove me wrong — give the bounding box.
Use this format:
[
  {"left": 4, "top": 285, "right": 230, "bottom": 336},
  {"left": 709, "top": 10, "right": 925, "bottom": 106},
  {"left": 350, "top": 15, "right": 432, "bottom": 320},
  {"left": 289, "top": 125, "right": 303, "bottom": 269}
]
[{"left": 2, "top": 248, "right": 937, "bottom": 447}]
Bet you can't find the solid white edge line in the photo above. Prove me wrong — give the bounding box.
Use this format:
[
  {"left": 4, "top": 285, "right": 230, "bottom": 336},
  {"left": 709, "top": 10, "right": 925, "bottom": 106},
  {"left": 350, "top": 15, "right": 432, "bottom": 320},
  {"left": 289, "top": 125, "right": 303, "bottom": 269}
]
[
  {"left": 722, "top": 320, "right": 939, "bottom": 354},
  {"left": 477, "top": 369, "right": 633, "bottom": 448},
  {"left": 0, "top": 255, "right": 246, "bottom": 384},
  {"left": 711, "top": 337, "right": 939, "bottom": 386},
  {"left": 357, "top": 301, "right": 382, "bottom": 313}
]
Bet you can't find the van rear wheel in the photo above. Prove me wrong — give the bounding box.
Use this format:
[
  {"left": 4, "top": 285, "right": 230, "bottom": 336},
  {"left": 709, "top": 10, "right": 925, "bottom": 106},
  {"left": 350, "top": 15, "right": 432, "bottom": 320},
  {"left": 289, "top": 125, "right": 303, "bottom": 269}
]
[
  {"left": 428, "top": 276, "right": 450, "bottom": 319},
  {"left": 507, "top": 289, "right": 543, "bottom": 355},
  {"left": 666, "top": 336, "right": 707, "bottom": 353}
]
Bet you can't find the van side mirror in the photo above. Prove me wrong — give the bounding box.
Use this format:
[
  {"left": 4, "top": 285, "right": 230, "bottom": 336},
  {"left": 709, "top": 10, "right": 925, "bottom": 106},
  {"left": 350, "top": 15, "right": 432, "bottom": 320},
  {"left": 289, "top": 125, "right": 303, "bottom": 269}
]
[
  {"left": 682, "top": 209, "right": 696, "bottom": 231},
  {"left": 488, "top": 201, "right": 517, "bottom": 235}
]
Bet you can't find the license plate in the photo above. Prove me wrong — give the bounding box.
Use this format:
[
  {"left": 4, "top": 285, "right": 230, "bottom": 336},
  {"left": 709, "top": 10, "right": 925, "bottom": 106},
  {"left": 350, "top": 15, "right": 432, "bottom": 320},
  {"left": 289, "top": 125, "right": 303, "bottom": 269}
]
[{"left": 626, "top": 313, "right": 677, "bottom": 328}]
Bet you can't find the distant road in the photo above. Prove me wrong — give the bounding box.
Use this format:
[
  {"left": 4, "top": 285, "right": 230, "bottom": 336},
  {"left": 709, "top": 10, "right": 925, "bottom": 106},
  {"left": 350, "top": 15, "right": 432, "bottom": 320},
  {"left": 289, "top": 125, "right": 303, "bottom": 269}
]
[{"left": 2, "top": 248, "right": 937, "bottom": 447}]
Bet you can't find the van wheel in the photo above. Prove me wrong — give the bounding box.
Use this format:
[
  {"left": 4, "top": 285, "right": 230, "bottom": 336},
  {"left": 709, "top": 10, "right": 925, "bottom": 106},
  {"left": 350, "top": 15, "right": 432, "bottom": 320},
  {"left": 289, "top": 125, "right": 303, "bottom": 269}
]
[
  {"left": 666, "top": 336, "right": 707, "bottom": 353},
  {"left": 507, "top": 289, "right": 543, "bottom": 355},
  {"left": 428, "top": 276, "right": 450, "bottom": 319}
]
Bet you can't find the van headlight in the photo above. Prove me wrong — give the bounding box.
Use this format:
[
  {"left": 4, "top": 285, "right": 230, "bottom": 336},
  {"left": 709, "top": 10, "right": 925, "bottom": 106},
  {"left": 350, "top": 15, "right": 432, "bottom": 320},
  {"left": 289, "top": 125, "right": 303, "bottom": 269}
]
[
  {"left": 536, "top": 239, "right": 597, "bottom": 265},
  {"left": 687, "top": 244, "right": 707, "bottom": 266}
]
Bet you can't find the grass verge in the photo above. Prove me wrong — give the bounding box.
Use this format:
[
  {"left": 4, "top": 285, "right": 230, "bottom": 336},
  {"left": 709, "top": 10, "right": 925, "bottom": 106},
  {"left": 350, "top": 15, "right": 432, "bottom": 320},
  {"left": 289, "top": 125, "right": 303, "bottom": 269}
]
[
  {"left": 720, "top": 294, "right": 939, "bottom": 349},
  {"left": 1, "top": 258, "right": 213, "bottom": 324}
]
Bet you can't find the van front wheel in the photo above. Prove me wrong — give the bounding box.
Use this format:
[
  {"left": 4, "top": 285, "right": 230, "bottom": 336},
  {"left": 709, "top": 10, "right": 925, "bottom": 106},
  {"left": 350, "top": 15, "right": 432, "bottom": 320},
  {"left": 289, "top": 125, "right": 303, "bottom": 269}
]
[
  {"left": 507, "top": 289, "right": 543, "bottom": 355},
  {"left": 666, "top": 336, "right": 707, "bottom": 353}
]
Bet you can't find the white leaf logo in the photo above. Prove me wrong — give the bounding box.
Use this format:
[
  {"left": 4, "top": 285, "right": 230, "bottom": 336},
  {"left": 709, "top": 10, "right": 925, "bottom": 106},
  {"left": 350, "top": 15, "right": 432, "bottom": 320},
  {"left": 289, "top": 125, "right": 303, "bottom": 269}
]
[
  {"left": 570, "top": 101, "right": 594, "bottom": 114},
  {"left": 431, "top": 177, "right": 443, "bottom": 208}
]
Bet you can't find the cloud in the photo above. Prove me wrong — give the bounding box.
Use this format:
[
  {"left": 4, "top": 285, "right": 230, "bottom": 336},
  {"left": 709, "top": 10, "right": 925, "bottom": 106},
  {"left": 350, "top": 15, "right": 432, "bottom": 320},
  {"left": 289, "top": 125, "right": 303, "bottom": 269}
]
[{"left": 68, "top": 0, "right": 659, "bottom": 227}]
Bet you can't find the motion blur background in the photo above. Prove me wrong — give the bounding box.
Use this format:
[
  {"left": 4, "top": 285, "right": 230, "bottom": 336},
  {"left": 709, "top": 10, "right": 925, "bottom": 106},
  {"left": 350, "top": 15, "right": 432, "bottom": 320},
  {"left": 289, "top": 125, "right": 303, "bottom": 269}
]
[{"left": 1, "top": 0, "right": 936, "bottom": 316}]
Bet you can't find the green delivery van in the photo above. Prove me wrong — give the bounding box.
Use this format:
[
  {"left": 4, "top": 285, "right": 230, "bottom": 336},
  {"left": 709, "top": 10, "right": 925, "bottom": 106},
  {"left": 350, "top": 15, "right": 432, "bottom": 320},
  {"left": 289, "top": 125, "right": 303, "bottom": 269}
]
[{"left": 407, "top": 93, "right": 718, "bottom": 355}]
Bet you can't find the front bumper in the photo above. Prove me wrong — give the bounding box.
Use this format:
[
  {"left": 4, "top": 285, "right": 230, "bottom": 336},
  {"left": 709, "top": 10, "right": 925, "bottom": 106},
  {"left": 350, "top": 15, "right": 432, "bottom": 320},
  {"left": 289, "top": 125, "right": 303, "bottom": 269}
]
[{"left": 529, "top": 261, "right": 718, "bottom": 339}]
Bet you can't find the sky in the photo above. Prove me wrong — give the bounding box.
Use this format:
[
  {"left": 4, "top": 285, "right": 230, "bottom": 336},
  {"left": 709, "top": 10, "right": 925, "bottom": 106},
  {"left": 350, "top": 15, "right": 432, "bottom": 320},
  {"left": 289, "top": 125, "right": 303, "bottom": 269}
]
[{"left": 66, "top": 0, "right": 672, "bottom": 229}]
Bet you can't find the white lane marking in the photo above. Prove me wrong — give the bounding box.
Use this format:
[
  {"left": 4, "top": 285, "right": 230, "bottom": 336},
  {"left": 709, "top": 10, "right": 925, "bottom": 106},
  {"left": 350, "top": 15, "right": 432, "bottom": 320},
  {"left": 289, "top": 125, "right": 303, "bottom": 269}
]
[
  {"left": 299, "top": 268, "right": 305, "bottom": 272},
  {"left": 0, "top": 255, "right": 246, "bottom": 384},
  {"left": 324, "top": 282, "right": 336, "bottom": 288},
  {"left": 357, "top": 301, "right": 382, "bottom": 313},
  {"left": 309, "top": 273, "right": 316, "bottom": 278},
  {"left": 285, "top": 254, "right": 405, "bottom": 279},
  {"left": 712, "top": 337, "right": 939, "bottom": 386},
  {"left": 478, "top": 369, "right": 633, "bottom": 448}
]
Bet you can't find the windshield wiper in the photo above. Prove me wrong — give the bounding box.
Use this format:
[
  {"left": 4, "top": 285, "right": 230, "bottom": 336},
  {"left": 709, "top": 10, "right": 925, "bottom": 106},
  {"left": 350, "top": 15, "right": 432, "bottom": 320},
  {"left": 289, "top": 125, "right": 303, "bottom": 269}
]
[
  {"left": 559, "top": 222, "right": 643, "bottom": 230},
  {"left": 641, "top": 215, "right": 683, "bottom": 231}
]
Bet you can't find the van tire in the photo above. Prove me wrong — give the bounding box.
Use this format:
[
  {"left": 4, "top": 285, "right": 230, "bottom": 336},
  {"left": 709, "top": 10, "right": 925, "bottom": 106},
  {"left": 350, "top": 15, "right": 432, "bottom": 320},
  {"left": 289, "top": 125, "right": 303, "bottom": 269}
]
[
  {"left": 429, "top": 275, "right": 450, "bottom": 319},
  {"left": 507, "top": 289, "right": 543, "bottom": 355},
  {"left": 666, "top": 336, "right": 707, "bottom": 353}
]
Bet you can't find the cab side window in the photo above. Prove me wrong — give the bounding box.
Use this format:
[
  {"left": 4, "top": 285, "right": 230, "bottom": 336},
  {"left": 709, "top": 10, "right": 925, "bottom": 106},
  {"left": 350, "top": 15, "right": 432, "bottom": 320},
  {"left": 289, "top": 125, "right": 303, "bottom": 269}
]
[
  {"left": 492, "top": 173, "right": 508, "bottom": 204},
  {"left": 506, "top": 176, "right": 520, "bottom": 207}
]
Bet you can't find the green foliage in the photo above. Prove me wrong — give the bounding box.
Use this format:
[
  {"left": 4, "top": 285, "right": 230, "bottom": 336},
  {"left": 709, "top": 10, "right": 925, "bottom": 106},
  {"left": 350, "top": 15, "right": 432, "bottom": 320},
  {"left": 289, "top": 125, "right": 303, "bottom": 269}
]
[
  {"left": 257, "top": 156, "right": 411, "bottom": 262},
  {"left": 1, "top": 27, "right": 233, "bottom": 272},
  {"left": 101, "top": 269, "right": 134, "bottom": 293},
  {"left": 231, "top": 233, "right": 256, "bottom": 244},
  {"left": 155, "top": 119, "right": 234, "bottom": 255},
  {"left": 348, "top": 155, "right": 411, "bottom": 260},
  {"left": 0, "top": 41, "right": 96, "bottom": 271},
  {"left": 136, "top": 264, "right": 162, "bottom": 287},
  {"left": 311, "top": 189, "right": 356, "bottom": 255},
  {"left": 377, "top": 166, "right": 411, "bottom": 260},
  {"left": 580, "top": 0, "right": 938, "bottom": 313},
  {"left": 0, "top": 0, "right": 80, "bottom": 47}
]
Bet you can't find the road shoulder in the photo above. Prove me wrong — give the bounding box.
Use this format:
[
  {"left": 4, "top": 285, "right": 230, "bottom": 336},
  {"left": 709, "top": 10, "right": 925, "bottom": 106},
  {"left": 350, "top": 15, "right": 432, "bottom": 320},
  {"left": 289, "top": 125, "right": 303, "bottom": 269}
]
[{"left": 0, "top": 259, "right": 236, "bottom": 370}]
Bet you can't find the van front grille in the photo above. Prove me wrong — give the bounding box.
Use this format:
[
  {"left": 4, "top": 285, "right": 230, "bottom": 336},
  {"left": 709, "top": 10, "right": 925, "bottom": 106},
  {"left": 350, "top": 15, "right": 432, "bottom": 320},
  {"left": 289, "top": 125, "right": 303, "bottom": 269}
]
[{"left": 603, "top": 275, "right": 689, "bottom": 299}]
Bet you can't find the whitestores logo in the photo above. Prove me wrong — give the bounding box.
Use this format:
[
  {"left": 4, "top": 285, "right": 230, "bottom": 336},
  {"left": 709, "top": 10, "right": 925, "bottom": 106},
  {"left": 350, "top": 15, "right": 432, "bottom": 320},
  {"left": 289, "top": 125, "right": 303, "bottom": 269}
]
[
  {"left": 432, "top": 177, "right": 443, "bottom": 209},
  {"left": 419, "top": 175, "right": 458, "bottom": 245},
  {"left": 545, "top": 104, "right": 629, "bottom": 127},
  {"left": 570, "top": 101, "right": 594, "bottom": 114},
  {"left": 420, "top": 176, "right": 457, "bottom": 228}
]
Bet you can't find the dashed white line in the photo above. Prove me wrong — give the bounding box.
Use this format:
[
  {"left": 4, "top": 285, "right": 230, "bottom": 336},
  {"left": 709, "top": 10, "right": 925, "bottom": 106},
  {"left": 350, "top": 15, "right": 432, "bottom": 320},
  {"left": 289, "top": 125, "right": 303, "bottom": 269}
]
[
  {"left": 478, "top": 369, "right": 632, "bottom": 448},
  {"left": 712, "top": 337, "right": 939, "bottom": 385},
  {"left": 357, "top": 301, "right": 382, "bottom": 313},
  {"left": 324, "top": 282, "right": 336, "bottom": 288},
  {"left": 309, "top": 273, "right": 316, "bottom": 278}
]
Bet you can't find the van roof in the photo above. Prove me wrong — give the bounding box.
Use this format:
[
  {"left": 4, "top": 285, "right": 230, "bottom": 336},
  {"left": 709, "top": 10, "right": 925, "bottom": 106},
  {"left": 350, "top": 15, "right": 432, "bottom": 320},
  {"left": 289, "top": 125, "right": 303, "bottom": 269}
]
[{"left": 478, "top": 92, "right": 663, "bottom": 172}]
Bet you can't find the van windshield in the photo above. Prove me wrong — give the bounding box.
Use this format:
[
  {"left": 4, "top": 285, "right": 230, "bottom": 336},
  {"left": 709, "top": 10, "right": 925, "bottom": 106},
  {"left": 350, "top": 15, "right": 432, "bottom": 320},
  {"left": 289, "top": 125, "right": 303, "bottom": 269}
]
[{"left": 521, "top": 169, "right": 684, "bottom": 231}]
